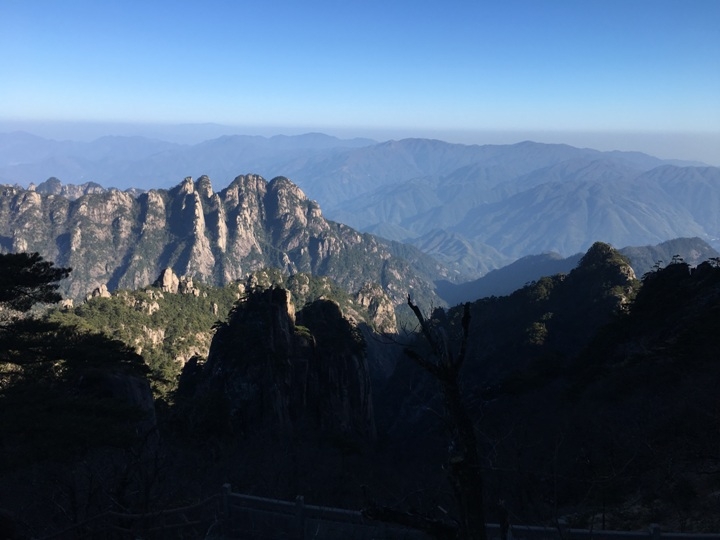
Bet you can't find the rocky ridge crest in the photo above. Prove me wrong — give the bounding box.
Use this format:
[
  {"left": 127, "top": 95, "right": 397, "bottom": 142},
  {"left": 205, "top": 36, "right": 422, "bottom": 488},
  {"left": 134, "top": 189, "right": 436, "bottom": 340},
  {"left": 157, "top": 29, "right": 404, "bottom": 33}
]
[
  {"left": 179, "top": 284, "right": 376, "bottom": 442},
  {"left": 0, "top": 175, "right": 446, "bottom": 309}
]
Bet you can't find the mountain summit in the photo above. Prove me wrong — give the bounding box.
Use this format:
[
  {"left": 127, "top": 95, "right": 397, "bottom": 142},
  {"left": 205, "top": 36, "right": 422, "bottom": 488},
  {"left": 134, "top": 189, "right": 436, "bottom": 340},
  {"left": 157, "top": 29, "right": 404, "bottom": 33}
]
[{"left": 0, "top": 175, "right": 447, "bottom": 305}]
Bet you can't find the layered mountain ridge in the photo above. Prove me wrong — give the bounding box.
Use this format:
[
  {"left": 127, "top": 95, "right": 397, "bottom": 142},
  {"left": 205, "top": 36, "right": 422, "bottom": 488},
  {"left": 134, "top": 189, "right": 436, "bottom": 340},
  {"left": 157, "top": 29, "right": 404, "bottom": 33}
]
[
  {"left": 2, "top": 132, "right": 717, "bottom": 279},
  {"left": 0, "top": 175, "right": 448, "bottom": 305}
]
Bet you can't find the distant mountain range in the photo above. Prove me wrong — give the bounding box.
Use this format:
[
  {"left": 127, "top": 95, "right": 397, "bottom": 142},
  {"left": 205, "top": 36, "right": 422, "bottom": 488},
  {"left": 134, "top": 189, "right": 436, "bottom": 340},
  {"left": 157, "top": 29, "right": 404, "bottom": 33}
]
[
  {"left": 1, "top": 131, "right": 718, "bottom": 281},
  {"left": 436, "top": 236, "right": 719, "bottom": 306}
]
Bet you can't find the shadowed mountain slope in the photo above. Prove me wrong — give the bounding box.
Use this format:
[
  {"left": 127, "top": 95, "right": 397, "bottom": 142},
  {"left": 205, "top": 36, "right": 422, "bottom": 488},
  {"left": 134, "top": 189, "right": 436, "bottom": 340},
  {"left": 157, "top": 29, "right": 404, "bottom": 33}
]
[{"left": 436, "top": 237, "right": 719, "bottom": 306}]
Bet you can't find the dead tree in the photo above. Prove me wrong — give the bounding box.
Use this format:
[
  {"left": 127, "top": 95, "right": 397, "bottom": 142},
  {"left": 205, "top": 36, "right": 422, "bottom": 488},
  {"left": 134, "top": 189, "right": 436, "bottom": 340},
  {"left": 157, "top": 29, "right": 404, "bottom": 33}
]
[{"left": 405, "top": 296, "right": 486, "bottom": 540}]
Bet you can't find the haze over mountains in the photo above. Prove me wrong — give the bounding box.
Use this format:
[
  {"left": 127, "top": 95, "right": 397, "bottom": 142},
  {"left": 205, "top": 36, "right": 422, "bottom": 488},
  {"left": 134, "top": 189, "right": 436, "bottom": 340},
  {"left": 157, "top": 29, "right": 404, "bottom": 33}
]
[
  {"left": 1, "top": 131, "right": 719, "bottom": 281},
  {"left": 3, "top": 131, "right": 720, "bottom": 535}
]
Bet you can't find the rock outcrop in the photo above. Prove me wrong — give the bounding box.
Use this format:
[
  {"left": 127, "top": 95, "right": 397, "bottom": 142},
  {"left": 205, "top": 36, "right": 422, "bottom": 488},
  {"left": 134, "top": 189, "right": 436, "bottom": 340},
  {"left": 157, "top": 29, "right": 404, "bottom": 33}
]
[
  {"left": 154, "top": 268, "right": 180, "bottom": 293},
  {"left": 87, "top": 283, "right": 111, "bottom": 300},
  {"left": 180, "top": 285, "right": 376, "bottom": 442},
  {"left": 30, "top": 177, "right": 106, "bottom": 200},
  {"left": 152, "top": 268, "right": 200, "bottom": 296}
]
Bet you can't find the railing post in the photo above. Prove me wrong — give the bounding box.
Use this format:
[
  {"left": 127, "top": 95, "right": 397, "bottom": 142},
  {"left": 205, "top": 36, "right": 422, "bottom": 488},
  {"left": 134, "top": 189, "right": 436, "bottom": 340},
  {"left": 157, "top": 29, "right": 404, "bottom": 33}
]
[
  {"left": 558, "top": 518, "right": 569, "bottom": 540},
  {"left": 222, "top": 483, "right": 232, "bottom": 534},
  {"left": 295, "top": 495, "right": 305, "bottom": 540},
  {"left": 650, "top": 524, "right": 660, "bottom": 540}
]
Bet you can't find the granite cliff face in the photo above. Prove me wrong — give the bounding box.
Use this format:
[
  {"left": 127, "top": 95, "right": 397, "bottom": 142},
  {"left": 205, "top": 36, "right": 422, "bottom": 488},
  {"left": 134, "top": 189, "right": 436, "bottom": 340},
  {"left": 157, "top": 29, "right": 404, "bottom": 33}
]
[
  {"left": 0, "top": 176, "right": 447, "bottom": 307},
  {"left": 179, "top": 285, "right": 376, "bottom": 442}
]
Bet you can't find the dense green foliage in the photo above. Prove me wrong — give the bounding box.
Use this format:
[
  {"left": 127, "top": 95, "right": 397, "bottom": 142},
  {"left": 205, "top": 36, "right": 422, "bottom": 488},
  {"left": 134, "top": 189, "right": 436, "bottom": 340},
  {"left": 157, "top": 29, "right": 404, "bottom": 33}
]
[
  {"left": 0, "top": 319, "right": 150, "bottom": 467},
  {"left": 45, "top": 269, "right": 379, "bottom": 398},
  {"left": 0, "top": 252, "right": 71, "bottom": 312},
  {"left": 0, "top": 253, "right": 151, "bottom": 470},
  {"left": 47, "top": 283, "right": 240, "bottom": 396}
]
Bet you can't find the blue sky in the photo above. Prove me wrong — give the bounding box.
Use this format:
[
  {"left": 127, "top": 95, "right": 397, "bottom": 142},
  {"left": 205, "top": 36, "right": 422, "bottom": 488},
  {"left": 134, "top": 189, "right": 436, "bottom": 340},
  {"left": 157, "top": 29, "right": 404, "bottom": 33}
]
[{"left": 1, "top": 0, "right": 719, "bottom": 162}]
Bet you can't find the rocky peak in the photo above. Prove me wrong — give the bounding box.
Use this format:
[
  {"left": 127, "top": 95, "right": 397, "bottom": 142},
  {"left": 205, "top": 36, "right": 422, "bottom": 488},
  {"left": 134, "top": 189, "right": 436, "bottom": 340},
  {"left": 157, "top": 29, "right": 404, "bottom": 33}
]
[
  {"left": 265, "top": 176, "right": 314, "bottom": 220},
  {"left": 34, "top": 177, "right": 108, "bottom": 200},
  {"left": 154, "top": 268, "right": 180, "bottom": 293},
  {"left": 153, "top": 268, "right": 202, "bottom": 296},
  {"left": 182, "top": 284, "right": 375, "bottom": 441},
  {"left": 139, "top": 190, "right": 167, "bottom": 232},
  {"left": 267, "top": 175, "right": 305, "bottom": 200},
  {"left": 578, "top": 241, "right": 636, "bottom": 278},
  {"left": 178, "top": 275, "right": 200, "bottom": 296},
  {"left": 36, "top": 177, "right": 63, "bottom": 195},
  {"left": 87, "top": 283, "right": 111, "bottom": 300},
  {"left": 195, "top": 175, "right": 214, "bottom": 198},
  {"left": 178, "top": 176, "right": 195, "bottom": 195},
  {"left": 574, "top": 241, "right": 639, "bottom": 307}
]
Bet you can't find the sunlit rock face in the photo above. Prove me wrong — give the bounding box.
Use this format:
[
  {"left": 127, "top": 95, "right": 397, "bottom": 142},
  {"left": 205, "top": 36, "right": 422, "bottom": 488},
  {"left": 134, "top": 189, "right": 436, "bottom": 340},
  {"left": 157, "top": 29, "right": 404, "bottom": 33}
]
[{"left": 0, "top": 175, "right": 444, "bottom": 308}]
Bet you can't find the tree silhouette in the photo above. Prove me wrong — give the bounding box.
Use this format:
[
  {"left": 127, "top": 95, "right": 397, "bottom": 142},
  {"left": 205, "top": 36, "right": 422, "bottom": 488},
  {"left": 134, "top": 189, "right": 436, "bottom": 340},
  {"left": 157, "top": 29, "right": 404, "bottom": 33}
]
[
  {"left": 0, "top": 253, "right": 150, "bottom": 468},
  {"left": 0, "top": 252, "right": 71, "bottom": 312},
  {"left": 405, "top": 296, "right": 486, "bottom": 540}
]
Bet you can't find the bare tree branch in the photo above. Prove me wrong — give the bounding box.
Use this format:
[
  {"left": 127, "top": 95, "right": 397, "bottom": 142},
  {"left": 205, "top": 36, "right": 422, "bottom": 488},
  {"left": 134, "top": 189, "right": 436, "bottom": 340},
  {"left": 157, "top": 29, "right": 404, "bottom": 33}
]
[{"left": 402, "top": 297, "right": 486, "bottom": 540}]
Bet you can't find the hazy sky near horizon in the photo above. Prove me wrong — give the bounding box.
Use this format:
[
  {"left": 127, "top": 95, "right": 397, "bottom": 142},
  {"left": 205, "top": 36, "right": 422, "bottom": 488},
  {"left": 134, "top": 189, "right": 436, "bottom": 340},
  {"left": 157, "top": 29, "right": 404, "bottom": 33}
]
[{"left": 2, "top": 1, "right": 719, "bottom": 162}]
